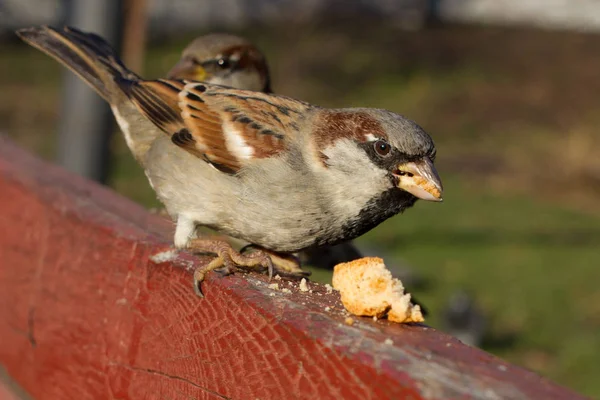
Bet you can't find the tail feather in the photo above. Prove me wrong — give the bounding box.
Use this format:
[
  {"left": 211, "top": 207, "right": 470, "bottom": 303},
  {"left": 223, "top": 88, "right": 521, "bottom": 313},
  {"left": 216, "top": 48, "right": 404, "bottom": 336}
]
[{"left": 16, "top": 26, "right": 138, "bottom": 101}]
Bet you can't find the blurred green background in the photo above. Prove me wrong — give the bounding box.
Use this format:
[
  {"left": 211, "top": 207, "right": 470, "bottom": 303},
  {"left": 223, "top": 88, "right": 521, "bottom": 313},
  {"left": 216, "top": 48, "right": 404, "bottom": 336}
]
[{"left": 2, "top": 20, "right": 600, "bottom": 397}]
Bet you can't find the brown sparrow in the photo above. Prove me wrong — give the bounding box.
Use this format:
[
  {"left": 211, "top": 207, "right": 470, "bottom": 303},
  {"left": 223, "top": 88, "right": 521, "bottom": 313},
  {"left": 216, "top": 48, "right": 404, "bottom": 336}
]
[
  {"left": 165, "top": 33, "right": 420, "bottom": 275},
  {"left": 166, "top": 33, "right": 271, "bottom": 93},
  {"left": 17, "top": 26, "right": 443, "bottom": 295}
]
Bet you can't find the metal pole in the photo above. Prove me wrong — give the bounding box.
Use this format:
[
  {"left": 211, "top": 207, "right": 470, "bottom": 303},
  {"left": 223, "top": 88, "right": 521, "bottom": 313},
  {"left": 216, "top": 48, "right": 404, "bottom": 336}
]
[{"left": 57, "top": 0, "right": 123, "bottom": 183}]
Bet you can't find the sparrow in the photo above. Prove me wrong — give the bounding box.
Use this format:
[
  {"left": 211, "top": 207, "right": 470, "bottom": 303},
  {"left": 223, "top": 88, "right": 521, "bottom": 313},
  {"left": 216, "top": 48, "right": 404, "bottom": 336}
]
[
  {"left": 17, "top": 26, "right": 443, "bottom": 296},
  {"left": 166, "top": 33, "right": 271, "bottom": 93},
  {"left": 164, "top": 34, "right": 424, "bottom": 278}
]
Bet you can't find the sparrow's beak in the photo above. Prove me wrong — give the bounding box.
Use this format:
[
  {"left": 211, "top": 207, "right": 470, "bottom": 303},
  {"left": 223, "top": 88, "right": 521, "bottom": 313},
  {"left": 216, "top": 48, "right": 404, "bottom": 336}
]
[
  {"left": 394, "top": 157, "right": 443, "bottom": 201},
  {"left": 167, "top": 59, "right": 208, "bottom": 81}
]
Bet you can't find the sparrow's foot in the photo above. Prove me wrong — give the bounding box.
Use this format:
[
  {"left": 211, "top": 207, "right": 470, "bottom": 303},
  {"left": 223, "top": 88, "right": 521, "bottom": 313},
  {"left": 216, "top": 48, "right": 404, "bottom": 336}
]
[
  {"left": 240, "top": 244, "right": 311, "bottom": 279},
  {"left": 187, "top": 239, "right": 274, "bottom": 297}
]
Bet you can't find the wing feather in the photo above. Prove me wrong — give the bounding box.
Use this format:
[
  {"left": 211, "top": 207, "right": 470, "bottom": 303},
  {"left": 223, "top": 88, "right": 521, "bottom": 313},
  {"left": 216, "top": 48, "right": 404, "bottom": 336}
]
[{"left": 121, "top": 79, "right": 313, "bottom": 174}]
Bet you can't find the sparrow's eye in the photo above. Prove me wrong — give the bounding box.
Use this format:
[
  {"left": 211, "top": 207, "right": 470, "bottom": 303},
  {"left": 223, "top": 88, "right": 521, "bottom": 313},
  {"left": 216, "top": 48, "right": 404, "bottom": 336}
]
[
  {"left": 374, "top": 140, "right": 391, "bottom": 157},
  {"left": 217, "top": 58, "right": 231, "bottom": 69}
]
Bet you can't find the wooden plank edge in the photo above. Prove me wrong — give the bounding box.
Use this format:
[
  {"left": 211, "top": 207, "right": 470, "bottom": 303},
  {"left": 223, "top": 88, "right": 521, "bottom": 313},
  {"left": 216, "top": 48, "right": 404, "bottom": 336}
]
[{"left": 0, "top": 136, "right": 587, "bottom": 400}]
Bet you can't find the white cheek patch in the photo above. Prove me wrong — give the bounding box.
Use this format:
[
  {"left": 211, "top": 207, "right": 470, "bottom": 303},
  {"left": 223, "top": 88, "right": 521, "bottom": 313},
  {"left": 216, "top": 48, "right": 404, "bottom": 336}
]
[
  {"left": 222, "top": 120, "right": 255, "bottom": 160},
  {"left": 317, "top": 138, "right": 390, "bottom": 220},
  {"left": 322, "top": 139, "right": 387, "bottom": 178},
  {"left": 321, "top": 138, "right": 362, "bottom": 161}
]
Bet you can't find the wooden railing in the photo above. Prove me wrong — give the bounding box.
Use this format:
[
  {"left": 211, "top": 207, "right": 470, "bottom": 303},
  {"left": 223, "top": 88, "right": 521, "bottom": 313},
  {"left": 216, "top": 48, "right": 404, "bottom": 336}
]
[{"left": 0, "top": 136, "right": 586, "bottom": 400}]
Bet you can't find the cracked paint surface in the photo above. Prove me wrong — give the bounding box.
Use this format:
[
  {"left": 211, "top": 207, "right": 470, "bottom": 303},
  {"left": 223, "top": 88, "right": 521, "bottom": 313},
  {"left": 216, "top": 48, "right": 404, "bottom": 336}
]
[{"left": 0, "top": 137, "right": 586, "bottom": 400}]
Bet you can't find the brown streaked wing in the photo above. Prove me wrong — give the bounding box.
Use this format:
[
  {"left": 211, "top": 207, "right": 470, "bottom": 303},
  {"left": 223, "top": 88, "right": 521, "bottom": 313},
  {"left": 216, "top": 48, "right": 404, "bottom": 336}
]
[
  {"left": 123, "top": 79, "right": 240, "bottom": 171},
  {"left": 123, "top": 79, "right": 313, "bottom": 174},
  {"left": 178, "top": 82, "right": 313, "bottom": 166},
  {"left": 125, "top": 79, "right": 187, "bottom": 134},
  {"left": 177, "top": 83, "right": 242, "bottom": 172}
]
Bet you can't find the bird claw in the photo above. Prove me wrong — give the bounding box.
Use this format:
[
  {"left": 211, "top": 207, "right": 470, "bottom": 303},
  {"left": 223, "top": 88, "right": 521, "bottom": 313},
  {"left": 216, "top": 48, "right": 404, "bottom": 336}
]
[
  {"left": 240, "top": 244, "right": 310, "bottom": 279},
  {"left": 188, "top": 239, "right": 274, "bottom": 297}
]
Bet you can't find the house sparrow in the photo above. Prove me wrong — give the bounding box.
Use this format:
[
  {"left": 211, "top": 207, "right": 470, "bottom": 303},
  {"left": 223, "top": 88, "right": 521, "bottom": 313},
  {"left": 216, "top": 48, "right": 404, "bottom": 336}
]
[
  {"left": 165, "top": 34, "right": 424, "bottom": 279},
  {"left": 17, "top": 26, "right": 443, "bottom": 296},
  {"left": 166, "top": 33, "right": 271, "bottom": 93}
]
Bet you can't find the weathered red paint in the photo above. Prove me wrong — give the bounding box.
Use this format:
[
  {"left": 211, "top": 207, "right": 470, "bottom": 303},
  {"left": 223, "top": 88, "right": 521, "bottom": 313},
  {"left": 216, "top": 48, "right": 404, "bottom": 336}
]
[
  {"left": 0, "top": 381, "right": 23, "bottom": 400},
  {"left": 0, "top": 137, "right": 588, "bottom": 400}
]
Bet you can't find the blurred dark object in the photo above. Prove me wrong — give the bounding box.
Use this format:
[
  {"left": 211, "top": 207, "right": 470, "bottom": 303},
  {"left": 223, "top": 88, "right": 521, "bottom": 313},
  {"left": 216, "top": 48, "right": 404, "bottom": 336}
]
[
  {"left": 301, "top": 243, "right": 425, "bottom": 287},
  {"left": 441, "top": 290, "right": 487, "bottom": 347},
  {"left": 301, "top": 243, "right": 362, "bottom": 269},
  {"left": 57, "top": 0, "right": 123, "bottom": 182}
]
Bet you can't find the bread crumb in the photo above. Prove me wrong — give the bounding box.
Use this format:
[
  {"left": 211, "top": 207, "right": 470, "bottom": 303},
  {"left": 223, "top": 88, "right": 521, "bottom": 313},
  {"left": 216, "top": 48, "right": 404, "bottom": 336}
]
[
  {"left": 149, "top": 250, "right": 178, "bottom": 264},
  {"left": 299, "top": 278, "right": 309, "bottom": 292},
  {"left": 281, "top": 288, "right": 292, "bottom": 294},
  {"left": 384, "top": 338, "right": 394, "bottom": 345},
  {"left": 413, "top": 175, "right": 441, "bottom": 199},
  {"left": 269, "top": 293, "right": 276, "bottom": 297},
  {"left": 274, "top": 275, "right": 282, "bottom": 280},
  {"left": 268, "top": 283, "right": 279, "bottom": 290},
  {"left": 373, "top": 316, "right": 378, "bottom": 322},
  {"left": 332, "top": 257, "right": 424, "bottom": 324},
  {"left": 344, "top": 317, "right": 354, "bottom": 326},
  {"left": 324, "top": 284, "right": 333, "bottom": 294},
  {"left": 324, "top": 306, "right": 331, "bottom": 312}
]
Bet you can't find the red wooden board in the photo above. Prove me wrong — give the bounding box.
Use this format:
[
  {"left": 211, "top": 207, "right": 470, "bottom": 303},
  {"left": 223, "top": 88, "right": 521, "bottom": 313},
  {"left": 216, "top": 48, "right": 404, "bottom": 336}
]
[
  {"left": 0, "top": 137, "right": 587, "bottom": 400},
  {"left": 0, "top": 381, "right": 24, "bottom": 400}
]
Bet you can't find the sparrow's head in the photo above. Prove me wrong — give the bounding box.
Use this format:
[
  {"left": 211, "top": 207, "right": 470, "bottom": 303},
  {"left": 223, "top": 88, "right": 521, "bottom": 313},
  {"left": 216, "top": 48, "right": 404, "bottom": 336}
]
[
  {"left": 167, "top": 33, "right": 271, "bottom": 93},
  {"left": 362, "top": 109, "right": 442, "bottom": 203},
  {"left": 315, "top": 108, "right": 442, "bottom": 204},
  {"left": 311, "top": 108, "right": 443, "bottom": 243}
]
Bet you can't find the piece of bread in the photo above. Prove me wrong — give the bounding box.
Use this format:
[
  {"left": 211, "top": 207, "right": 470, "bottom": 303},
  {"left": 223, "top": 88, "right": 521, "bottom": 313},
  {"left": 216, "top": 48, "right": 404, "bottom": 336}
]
[
  {"left": 414, "top": 175, "right": 441, "bottom": 199},
  {"left": 332, "top": 257, "right": 424, "bottom": 323}
]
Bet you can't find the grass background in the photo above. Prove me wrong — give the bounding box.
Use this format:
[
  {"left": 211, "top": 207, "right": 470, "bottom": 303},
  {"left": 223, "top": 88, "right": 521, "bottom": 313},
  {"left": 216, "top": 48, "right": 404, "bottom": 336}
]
[{"left": 2, "top": 21, "right": 599, "bottom": 397}]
